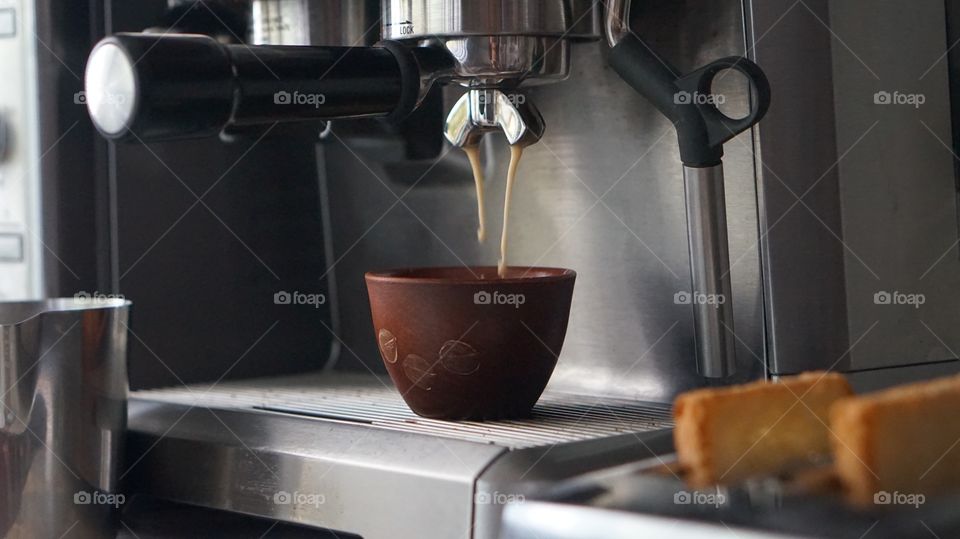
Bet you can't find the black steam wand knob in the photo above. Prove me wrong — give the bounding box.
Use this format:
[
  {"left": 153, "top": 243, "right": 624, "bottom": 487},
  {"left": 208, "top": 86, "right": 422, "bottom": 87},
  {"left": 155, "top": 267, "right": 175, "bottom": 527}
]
[{"left": 83, "top": 33, "right": 433, "bottom": 141}]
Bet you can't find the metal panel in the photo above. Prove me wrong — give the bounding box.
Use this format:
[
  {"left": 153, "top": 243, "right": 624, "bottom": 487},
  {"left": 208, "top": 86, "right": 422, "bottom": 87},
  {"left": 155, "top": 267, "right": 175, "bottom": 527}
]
[
  {"left": 126, "top": 399, "right": 497, "bottom": 539},
  {"left": 126, "top": 373, "right": 672, "bottom": 539},
  {"left": 753, "top": 0, "right": 960, "bottom": 374},
  {"left": 750, "top": 0, "right": 850, "bottom": 374},
  {"left": 830, "top": 0, "right": 960, "bottom": 370},
  {"left": 0, "top": 0, "right": 43, "bottom": 300}
]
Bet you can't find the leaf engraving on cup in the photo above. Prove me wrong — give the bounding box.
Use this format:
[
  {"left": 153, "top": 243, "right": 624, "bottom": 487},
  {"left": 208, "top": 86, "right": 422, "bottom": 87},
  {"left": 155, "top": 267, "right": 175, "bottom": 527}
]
[
  {"left": 439, "top": 340, "right": 480, "bottom": 375},
  {"left": 378, "top": 329, "right": 398, "bottom": 364},
  {"left": 403, "top": 354, "right": 436, "bottom": 390}
]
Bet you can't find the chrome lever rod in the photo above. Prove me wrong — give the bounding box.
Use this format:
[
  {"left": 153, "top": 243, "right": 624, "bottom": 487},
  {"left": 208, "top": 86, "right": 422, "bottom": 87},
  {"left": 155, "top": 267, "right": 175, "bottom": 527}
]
[{"left": 683, "top": 165, "right": 737, "bottom": 378}]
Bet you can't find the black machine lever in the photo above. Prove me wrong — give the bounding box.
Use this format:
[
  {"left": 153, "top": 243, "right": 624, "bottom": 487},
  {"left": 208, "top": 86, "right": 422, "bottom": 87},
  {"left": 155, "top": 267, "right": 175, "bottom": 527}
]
[
  {"left": 83, "top": 33, "right": 431, "bottom": 141},
  {"left": 608, "top": 33, "right": 771, "bottom": 168}
]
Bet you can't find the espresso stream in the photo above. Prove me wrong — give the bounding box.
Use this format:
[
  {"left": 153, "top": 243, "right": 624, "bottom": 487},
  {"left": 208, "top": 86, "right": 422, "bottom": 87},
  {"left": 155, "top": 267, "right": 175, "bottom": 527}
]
[
  {"left": 499, "top": 145, "right": 524, "bottom": 277},
  {"left": 464, "top": 143, "right": 525, "bottom": 278},
  {"left": 464, "top": 145, "right": 487, "bottom": 243}
]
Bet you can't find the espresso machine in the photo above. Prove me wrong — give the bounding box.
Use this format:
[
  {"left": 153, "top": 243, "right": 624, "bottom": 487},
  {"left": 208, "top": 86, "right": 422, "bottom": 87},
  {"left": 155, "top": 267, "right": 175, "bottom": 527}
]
[
  {"left": 76, "top": 0, "right": 771, "bottom": 536},
  {"left": 86, "top": 0, "right": 768, "bottom": 381},
  {"left": 49, "top": 0, "right": 960, "bottom": 537}
]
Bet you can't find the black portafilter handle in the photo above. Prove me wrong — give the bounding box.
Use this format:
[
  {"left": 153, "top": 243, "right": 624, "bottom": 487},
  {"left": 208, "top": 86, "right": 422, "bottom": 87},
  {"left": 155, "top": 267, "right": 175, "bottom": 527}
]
[
  {"left": 608, "top": 34, "right": 771, "bottom": 167},
  {"left": 83, "top": 33, "right": 426, "bottom": 141}
]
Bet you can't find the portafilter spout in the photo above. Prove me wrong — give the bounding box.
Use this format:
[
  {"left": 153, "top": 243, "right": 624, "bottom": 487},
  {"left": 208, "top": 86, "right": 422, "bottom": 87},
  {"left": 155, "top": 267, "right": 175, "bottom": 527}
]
[
  {"left": 444, "top": 89, "right": 545, "bottom": 149},
  {"left": 606, "top": 0, "right": 772, "bottom": 378}
]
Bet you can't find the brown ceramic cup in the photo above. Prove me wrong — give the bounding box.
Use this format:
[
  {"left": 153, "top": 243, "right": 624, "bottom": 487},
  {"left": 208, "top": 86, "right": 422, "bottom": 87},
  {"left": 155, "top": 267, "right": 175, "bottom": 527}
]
[{"left": 365, "top": 266, "right": 576, "bottom": 420}]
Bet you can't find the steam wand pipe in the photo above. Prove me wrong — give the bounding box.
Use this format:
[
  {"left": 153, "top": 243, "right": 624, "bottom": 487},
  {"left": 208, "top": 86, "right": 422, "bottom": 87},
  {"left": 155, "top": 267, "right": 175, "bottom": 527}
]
[{"left": 605, "top": 1, "right": 772, "bottom": 378}]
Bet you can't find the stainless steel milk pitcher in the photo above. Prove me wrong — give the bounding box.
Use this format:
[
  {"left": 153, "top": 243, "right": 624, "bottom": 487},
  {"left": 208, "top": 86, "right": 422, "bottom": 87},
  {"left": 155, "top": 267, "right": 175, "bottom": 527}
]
[{"left": 0, "top": 298, "right": 130, "bottom": 538}]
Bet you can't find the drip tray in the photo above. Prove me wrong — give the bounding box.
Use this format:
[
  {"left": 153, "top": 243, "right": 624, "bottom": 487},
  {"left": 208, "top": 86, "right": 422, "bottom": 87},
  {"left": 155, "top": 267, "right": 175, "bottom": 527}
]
[
  {"left": 127, "top": 373, "right": 674, "bottom": 539},
  {"left": 134, "top": 373, "right": 671, "bottom": 449}
]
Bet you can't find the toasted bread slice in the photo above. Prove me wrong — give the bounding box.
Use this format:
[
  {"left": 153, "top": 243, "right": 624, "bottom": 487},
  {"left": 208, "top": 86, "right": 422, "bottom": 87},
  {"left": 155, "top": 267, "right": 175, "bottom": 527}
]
[
  {"left": 831, "top": 373, "right": 960, "bottom": 506},
  {"left": 674, "top": 372, "right": 852, "bottom": 486}
]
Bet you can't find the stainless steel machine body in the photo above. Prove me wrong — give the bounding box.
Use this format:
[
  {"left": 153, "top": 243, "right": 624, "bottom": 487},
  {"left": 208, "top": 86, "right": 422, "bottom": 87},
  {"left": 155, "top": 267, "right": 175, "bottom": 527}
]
[
  {"left": 128, "top": 375, "right": 672, "bottom": 538},
  {"left": 0, "top": 298, "right": 130, "bottom": 538},
  {"left": 325, "top": 0, "right": 960, "bottom": 396},
  {"left": 753, "top": 0, "right": 960, "bottom": 381},
  {"left": 251, "top": 0, "right": 380, "bottom": 47}
]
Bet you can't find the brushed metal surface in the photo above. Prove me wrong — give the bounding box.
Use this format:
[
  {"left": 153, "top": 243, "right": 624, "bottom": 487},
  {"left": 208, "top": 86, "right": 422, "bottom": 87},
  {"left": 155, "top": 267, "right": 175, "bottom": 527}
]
[
  {"left": 250, "top": 0, "right": 379, "bottom": 46},
  {"left": 830, "top": 0, "right": 960, "bottom": 371},
  {"left": 382, "top": 0, "right": 596, "bottom": 86},
  {"left": 126, "top": 398, "right": 497, "bottom": 539},
  {"left": 750, "top": 0, "right": 850, "bottom": 374},
  {"left": 436, "top": 36, "right": 572, "bottom": 86},
  {"left": 753, "top": 0, "right": 960, "bottom": 374},
  {"left": 324, "top": 0, "right": 764, "bottom": 402},
  {"left": 133, "top": 374, "right": 671, "bottom": 449},
  {"left": 381, "top": 0, "right": 599, "bottom": 41},
  {"left": 127, "top": 374, "right": 672, "bottom": 539}
]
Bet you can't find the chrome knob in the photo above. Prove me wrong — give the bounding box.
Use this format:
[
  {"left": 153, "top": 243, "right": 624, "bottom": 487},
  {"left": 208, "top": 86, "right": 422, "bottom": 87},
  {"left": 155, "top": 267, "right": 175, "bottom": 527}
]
[{"left": 83, "top": 41, "right": 138, "bottom": 137}]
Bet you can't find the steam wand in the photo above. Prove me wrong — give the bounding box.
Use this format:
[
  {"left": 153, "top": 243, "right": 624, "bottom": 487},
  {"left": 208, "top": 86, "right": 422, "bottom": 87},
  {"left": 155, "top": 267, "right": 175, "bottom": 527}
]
[{"left": 606, "top": 0, "right": 772, "bottom": 378}]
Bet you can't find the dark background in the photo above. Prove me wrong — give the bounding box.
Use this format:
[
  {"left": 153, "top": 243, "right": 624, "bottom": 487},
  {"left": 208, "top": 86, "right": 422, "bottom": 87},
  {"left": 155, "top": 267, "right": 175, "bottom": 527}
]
[{"left": 40, "top": 0, "right": 333, "bottom": 388}]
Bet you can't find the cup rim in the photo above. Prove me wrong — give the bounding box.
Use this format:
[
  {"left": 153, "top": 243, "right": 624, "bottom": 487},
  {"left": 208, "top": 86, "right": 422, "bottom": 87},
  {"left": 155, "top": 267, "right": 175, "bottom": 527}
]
[{"left": 365, "top": 266, "right": 576, "bottom": 285}]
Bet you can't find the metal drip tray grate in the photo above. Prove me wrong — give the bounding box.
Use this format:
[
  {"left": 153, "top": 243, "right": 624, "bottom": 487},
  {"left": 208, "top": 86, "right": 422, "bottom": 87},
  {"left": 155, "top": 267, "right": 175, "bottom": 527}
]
[{"left": 133, "top": 373, "right": 672, "bottom": 449}]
